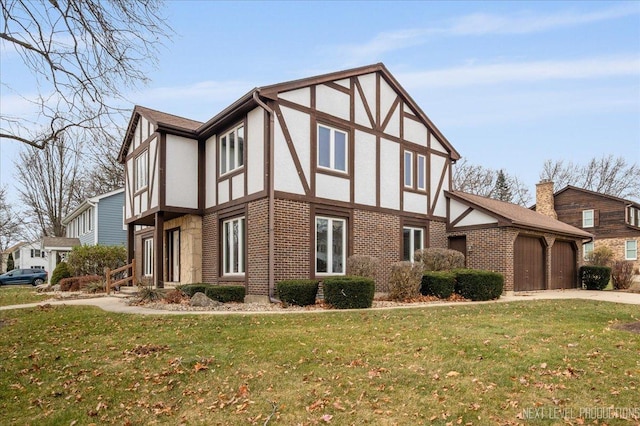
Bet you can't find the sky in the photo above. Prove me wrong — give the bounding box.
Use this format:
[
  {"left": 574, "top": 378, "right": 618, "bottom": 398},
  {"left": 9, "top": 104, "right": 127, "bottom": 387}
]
[{"left": 1, "top": 0, "right": 639, "bottom": 206}]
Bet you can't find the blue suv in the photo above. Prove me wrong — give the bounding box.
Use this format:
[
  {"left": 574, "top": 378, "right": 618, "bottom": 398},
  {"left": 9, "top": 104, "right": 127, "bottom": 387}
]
[{"left": 0, "top": 268, "right": 48, "bottom": 286}]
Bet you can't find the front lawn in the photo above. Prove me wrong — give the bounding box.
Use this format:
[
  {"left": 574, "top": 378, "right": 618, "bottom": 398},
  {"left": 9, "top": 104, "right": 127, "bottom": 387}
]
[
  {"left": 0, "top": 285, "right": 50, "bottom": 307},
  {"left": 0, "top": 300, "right": 638, "bottom": 425}
]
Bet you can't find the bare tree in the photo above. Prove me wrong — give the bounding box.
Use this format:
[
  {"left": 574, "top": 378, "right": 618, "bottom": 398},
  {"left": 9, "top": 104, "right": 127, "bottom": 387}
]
[
  {"left": 453, "top": 159, "right": 532, "bottom": 206},
  {"left": 80, "top": 131, "right": 125, "bottom": 197},
  {"left": 0, "top": 0, "right": 171, "bottom": 149},
  {"left": 0, "top": 186, "right": 22, "bottom": 251},
  {"left": 15, "top": 135, "right": 84, "bottom": 237},
  {"left": 540, "top": 155, "right": 640, "bottom": 201}
]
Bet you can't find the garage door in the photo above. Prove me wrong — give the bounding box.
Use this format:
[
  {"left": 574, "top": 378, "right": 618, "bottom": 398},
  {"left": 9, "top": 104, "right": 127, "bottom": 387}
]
[
  {"left": 514, "top": 236, "right": 545, "bottom": 291},
  {"left": 550, "top": 241, "right": 576, "bottom": 290}
]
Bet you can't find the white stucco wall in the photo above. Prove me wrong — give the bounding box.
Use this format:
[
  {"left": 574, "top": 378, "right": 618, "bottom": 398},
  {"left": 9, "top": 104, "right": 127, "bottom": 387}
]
[
  {"left": 281, "top": 106, "right": 310, "bottom": 185},
  {"left": 316, "top": 84, "right": 350, "bottom": 121},
  {"left": 273, "top": 117, "right": 305, "bottom": 195},
  {"left": 404, "top": 117, "right": 428, "bottom": 146},
  {"left": 354, "top": 130, "right": 377, "bottom": 206},
  {"left": 456, "top": 209, "right": 498, "bottom": 227},
  {"left": 205, "top": 134, "right": 217, "bottom": 208},
  {"left": 165, "top": 135, "right": 198, "bottom": 208},
  {"left": 279, "top": 87, "right": 310, "bottom": 107},
  {"left": 404, "top": 192, "right": 428, "bottom": 214},
  {"left": 316, "top": 174, "right": 350, "bottom": 202},
  {"left": 246, "top": 107, "right": 264, "bottom": 195},
  {"left": 380, "top": 139, "right": 400, "bottom": 210}
]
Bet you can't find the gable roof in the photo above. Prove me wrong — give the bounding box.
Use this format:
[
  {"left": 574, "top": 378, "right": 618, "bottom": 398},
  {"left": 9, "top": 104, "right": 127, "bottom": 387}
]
[
  {"left": 42, "top": 237, "right": 81, "bottom": 250},
  {"left": 62, "top": 188, "right": 125, "bottom": 225},
  {"left": 119, "top": 63, "right": 460, "bottom": 162},
  {"left": 446, "top": 190, "right": 593, "bottom": 239},
  {"left": 554, "top": 185, "right": 640, "bottom": 207}
]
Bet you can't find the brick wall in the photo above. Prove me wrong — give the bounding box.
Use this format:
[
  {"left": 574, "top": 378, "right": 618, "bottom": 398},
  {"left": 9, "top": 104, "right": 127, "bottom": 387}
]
[
  {"left": 273, "top": 198, "right": 310, "bottom": 284},
  {"left": 429, "top": 221, "right": 447, "bottom": 248},
  {"left": 202, "top": 212, "right": 218, "bottom": 283},
  {"left": 247, "top": 198, "right": 269, "bottom": 296},
  {"left": 594, "top": 237, "right": 640, "bottom": 274},
  {"left": 535, "top": 181, "right": 557, "bottom": 219}
]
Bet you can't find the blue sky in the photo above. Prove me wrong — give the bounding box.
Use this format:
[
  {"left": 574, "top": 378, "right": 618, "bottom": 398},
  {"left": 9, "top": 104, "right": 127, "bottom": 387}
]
[{"left": 1, "top": 0, "right": 639, "bottom": 205}]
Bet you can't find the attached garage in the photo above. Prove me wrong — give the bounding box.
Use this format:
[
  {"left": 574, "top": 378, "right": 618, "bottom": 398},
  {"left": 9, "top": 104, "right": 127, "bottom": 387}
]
[{"left": 445, "top": 190, "right": 593, "bottom": 293}]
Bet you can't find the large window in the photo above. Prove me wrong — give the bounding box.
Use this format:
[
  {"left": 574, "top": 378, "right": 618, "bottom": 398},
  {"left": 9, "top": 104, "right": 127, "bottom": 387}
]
[
  {"left": 223, "top": 217, "right": 245, "bottom": 275},
  {"left": 220, "top": 125, "right": 244, "bottom": 175},
  {"left": 318, "top": 124, "right": 347, "bottom": 173},
  {"left": 583, "top": 241, "right": 594, "bottom": 261},
  {"left": 135, "top": 150, "right": 148, "bottom": 191},
  {"left": 582, "top": 209, "right": 594, "bottom": 228},
  {"left": 628, "top": 206, "right": 640, "bottom": 227},
  {"left": 626, "top": 240, "right": 638, "bottom": 260},
  {"left": 404, "top": 150, "right": 426, "bottom": 191},
  {"left": 403, "top": 227, "right": 424, "bottom": 262},
  {"left": 166, "top": 229, "right": 180, "bottom": 282},
  {"left": 143, "top": 238, "right": 154, "bottom": 277},
  {"left": 404, "top": 151, "right": 413, "bottom": 187},
  {"left": 316, "top": 217, "right": 346, "bottom": 275}
]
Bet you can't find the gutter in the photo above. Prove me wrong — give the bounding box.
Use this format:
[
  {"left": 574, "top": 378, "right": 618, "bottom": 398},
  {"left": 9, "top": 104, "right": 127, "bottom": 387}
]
[{"left": 252, "top": 91, "right": 280, "bottom": 304}]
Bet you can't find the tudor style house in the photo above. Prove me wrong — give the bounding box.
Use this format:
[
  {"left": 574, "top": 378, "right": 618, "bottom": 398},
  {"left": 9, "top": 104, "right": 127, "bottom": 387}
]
[
  {"left": 534, "top": 183, "right": 640, "bottom": 275},
  {"left": 118, "top": 64, "right": 462, "bottom": 300}
]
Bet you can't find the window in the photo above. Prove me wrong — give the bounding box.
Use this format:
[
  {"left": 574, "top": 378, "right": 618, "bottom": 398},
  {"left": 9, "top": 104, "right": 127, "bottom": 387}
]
[
  {"left": 404, "top": 151, "right": 413, "bottom": 187},
  {"left": 403, "top": 227, "right": 424, "bottom": 262},
  {"left": 166, "top": 229, "right": 180, "bottom": 282},
  {"left": 417, "top": 155, "right": 426, "bottom": 190},
  {"left": 583, "top": 242, "right": 594, "bottom": 261},
  {"left": 143, "top": 238, "right": 154, "bottom": 277},
  {"left": 223, "top": 217, "right": 245, "bottom": 275},
  {"left": 135, "top": 150, "right": 148, "bottom": 191},
  {"left": 626, "top": 240, "right": 638, "bottom": 260},
  {"left": 404, "top": 150, "right": 426, "bottom": 191},
  {"left": 316, "top": 217, "right": 346, "bottom": 275},
  {"left": 628, "top": 206, "right": 640, "bottom": 227},
  {"left": 582, "top": 209, "right": 594, "bottom": 228},
  {"left": 220, "top": 125, "right": 244, "bottom": 175},
  {"left": 318, "top": 125, "right": 347, "bottom": 172}
]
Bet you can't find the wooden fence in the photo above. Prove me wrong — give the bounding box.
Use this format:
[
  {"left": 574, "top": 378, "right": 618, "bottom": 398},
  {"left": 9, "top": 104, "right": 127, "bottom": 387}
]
[{"left": 105, "top": 259, "right": 136, "bottom": 294}]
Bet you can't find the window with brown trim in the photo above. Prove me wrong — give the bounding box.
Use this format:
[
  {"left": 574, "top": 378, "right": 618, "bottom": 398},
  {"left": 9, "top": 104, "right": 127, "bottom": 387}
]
[
  {"left": 166, "top": 228, "right": 180, "bottom": 282},
  {"left": 403, "top": 150, "right": 427, "bottom": 192},
  {"left": 134, "top": 150, "right": 148, "bottom": 191},
  {"left": 316, "top": 216, "right": 346, "bottom": 275},
  {"left": 403, "top": 226, "right": 424, "bottom": 262},
  {"left": 222, "top": 217, "right": 245, "bottom": 275},
  {"left": 220, "top": 124, "right": 244, "bottom": 175},
  {"left": 317, "top": 124, "right": 347, "bottom": 173}
]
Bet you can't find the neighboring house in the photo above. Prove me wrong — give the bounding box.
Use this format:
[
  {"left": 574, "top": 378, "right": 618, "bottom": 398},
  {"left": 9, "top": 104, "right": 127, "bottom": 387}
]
[
  {"left": 117, "top": 63, "right": 590, "bottom": 300},
  {"left": 41, "top": 237, "right": 81, "bottom": 277},
  {"left": 63, "top": 188, "right": 127, "bottom": 246},
  {"left": 3, "top": 241, "right": 48, "bottom": 271},
  {"left": 445, "top": 188, "right": 592, "bottom": 293},
  {"left": 533, "top": 183, "right": 640, "bottom": 275}
]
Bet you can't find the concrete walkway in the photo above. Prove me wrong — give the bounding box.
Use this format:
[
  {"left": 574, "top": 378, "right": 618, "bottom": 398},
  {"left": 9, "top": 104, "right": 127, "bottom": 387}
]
[{"left": 1, "top": 289, "right": 639, "bottom": 315}]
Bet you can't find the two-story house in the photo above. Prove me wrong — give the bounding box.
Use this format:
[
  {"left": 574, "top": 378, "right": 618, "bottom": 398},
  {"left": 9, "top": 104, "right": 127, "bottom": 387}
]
[
  {"left": 534, "top": 183, "right": 640, "bottom": 274},
  {"left": 62, "top": 188, "right": 127, "bottom": 246},
  {"left": 3, "top": 241, "right": 48, "bottom": 270}
]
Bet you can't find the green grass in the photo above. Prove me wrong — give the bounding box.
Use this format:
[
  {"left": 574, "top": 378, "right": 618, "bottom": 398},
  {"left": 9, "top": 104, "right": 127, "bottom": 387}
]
[
  {"left": 0, "top": 285, "right": 50, "bottom": 306},
  {"left": 1, "top": 300, "right": 639, "bottom": 425}
]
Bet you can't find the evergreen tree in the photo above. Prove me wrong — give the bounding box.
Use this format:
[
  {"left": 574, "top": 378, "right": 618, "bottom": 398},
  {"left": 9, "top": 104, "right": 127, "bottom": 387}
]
[
  {"left": 6, "top": 253, "right": 15, "bottom": 272},
  {"left": 494, "top": 170, "right": 513, "bottom": 202}
]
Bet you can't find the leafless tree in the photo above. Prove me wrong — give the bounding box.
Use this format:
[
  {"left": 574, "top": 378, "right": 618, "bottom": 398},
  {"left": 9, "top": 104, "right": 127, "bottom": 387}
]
[
  {"left": 0, "top": 0, "right": 171, "bottom": 149},
  {"left": 540, "top": 155, "right": 640, "bottom": 201},
  {"left": 80, "top": 131, "right": 125, "bottom": 197},
  {"left": 453, "top": 159, "right": 532, "bottom": 206},
  {"left": 0, "top": 186, "right": 22, "bottom": 251},
  {"left": 15, "top": 135, "right": 84, "bottom": 237}
]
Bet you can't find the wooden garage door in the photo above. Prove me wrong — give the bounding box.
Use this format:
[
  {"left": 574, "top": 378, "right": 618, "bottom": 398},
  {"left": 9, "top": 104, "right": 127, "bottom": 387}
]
[
  {"left": 514, "top": 236, "right": 545, "bottom": 291},
  {"left": 551, "top": 241, "right": 576, "bottom": 290}
]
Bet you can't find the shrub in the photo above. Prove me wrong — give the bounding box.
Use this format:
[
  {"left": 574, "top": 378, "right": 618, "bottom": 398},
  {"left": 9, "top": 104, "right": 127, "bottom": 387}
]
[
  {"left": 85, "top": 280, "right": 106, "bottom": 294},
  {"left": 346, "top": 255, "right": 379, "bottom": 280},
  {"left": 67, "top": 245, "right": 127, "bottom": 276},
  {"left": 178, "top": 284, "right": 211, "bottom": 297},
  {"left": 59, "top": 275, "right": 103, "bottom": 292},
  {"left": 421, "top": 271, "right": 456, "bottom": 298},
  {"left": 580, "top": 265, "right": 611, "bottom": 290},
  {"left": 276, "top": 279, "right": 319, "bottom": 306},
  {"left": 454, "top": 269, "right": 503, "bottom": 301},
  {"left": 323, "top": 276, "right": 375, "bottom": 309},
  {"left": 50, "top": 262, "right": 72, "bottom": 286},
  {"left": 137, "top": 286, "right": 164, "bottom": 302},
  {"left": 164, "top": 288, "right": 188, "bottom": 304},
  {"left": 205, "top": 285, "right": 245, "bottom": 303},
  {"left": 611, "top": 261, "right": 634, "bottom": 290},
  {"left": 387, "top": 261, "right": 422, "bottom": 301},
  {"left": 586, "top": 246, "right": 614, "bottom": 267},
  {"left": 414, "top": 248, "right": 465, "bottom": 272}
]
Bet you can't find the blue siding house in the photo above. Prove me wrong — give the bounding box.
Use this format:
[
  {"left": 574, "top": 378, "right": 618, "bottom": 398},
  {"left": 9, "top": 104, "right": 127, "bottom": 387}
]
[{"left": 63, "top": 188, "right": 126, "bottom": 246}]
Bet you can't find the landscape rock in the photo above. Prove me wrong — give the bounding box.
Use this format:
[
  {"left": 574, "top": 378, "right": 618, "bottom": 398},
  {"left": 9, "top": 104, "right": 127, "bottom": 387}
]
[
  {"left": 35, "top": 284, "right": 52, "bottom": 293},
  {"left": 190, "top": 292, "right": 221, "bottom": 307}
]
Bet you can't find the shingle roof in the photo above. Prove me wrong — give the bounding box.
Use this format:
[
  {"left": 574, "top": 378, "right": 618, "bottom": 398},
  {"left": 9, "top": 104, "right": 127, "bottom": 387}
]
[
  {"left": 447, "top": 190, "right": 593, "bottom": 239},
  {"left": 134, "top": 105, "right": 203, "bottom": 131},
  {"left": 42, "top": 237, "right": 81, "bottom": 249}
]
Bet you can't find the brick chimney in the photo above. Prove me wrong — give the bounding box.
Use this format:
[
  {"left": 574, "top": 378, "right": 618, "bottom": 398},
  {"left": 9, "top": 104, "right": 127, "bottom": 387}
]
[{"left": 535, "top": 180, "right": 557, "bottom": 219}]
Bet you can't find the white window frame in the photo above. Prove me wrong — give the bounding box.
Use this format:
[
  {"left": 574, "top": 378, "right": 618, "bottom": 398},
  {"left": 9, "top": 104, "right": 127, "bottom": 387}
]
[
  {"left": 222, "top": 217, "right": 245, "bottom": 275},
  {"left": 219, "top": 124, "right": 245, "bottom": 176},
  {"left": 582, "top": 209, "right": 594, "bottom": 228},
  {"left": 404, "top": 151, "right": 413, "bottom": 188},
  {"left": 403, "top": 226, "right": 424, "bottom": 262},
  {"left": 583, "top": 241, "right": 594, "bottom": 261},
  {"left": 135, "top": 150, "right": 148, "bottom": 191},
  {"left": 315, "top": 216, "right": 347, "bottom": 275},
  {"left": 143, "top": 238, "right": 154, "bottom": 277},
  {"left": 417, "top": 154, "right": 426, "bottom": 191},
  {"left": 625, "top": 240, "right": 638, "bottom": 260},
  {"left": 317, "top": 124, "right": 348, "bottom": 173}
]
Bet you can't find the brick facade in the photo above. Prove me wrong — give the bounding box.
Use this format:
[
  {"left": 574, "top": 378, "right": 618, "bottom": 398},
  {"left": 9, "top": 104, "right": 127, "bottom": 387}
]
[
  {"left": 429, "top": 221, "right": 447, "bottom": 248},
  {"left": 273, "top": 198, "right": 311, "bottom": 286},
  {"left": 247, "top": 198, "right": 270, "bottom": 296},
  {"left": 593, "top": 237, "right": 640, "bottom": 274}
]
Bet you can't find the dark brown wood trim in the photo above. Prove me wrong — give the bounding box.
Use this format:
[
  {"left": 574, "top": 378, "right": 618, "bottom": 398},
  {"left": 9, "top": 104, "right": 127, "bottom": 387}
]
[
  {"left": 349, "top": 77, "right": 355, "bottom": 124},
  {"left": 204, "top": 192, "right": 268, "bottom": 214},
  {"left": 244, "top": 116, "right": 249, "bottom": 198},
  {"left": 353, "top": 77, "right": 376, "bottom": 129},
  {"left": 127, "top": 223, "right": 135, "bottom": 264},
  {"left": 381, "top": 96, "right": 400, "bottom": 133},
  {"left": 375, "top": 72, "right": 381, "bottom": 129},
  {"left": 429, "top": 159, "right": 449, "bottom": 216},
  {"left": 402, "top": 111, "right": 421, "bottom": 123},
  {"left": 154, "top": 211, "right": 165, "bottom": 288},
  {"left": 123, "top": 132, "right": 157, "bottom": 162},
  {"left": 399, "top": 148, "right": 405, "bottom": 211},
  {"left": 273, "top": 103, "right": 311, "bottom": 195},
  {"left": 324, "top": 81, "right": 350, "bottom": 95},
  {"left": 450, "top": 207, "right": 474, "bottom": 228}
]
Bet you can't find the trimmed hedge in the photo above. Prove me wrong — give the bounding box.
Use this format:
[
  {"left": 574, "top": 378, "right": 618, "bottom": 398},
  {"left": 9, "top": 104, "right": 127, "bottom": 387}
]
[
  {"left": 579, "top": 265, "right": 611, "bottom": 290},
  {"left": 205, "top": 285, "right": 245, "bottom": 303},
  {"left": 51, "top": 262, "right": 72, "bottom": 286},
  {"left": 179, "top": 284, "right": 210, "bottom": 297},
  {"left": 323, "top": 276, "right": 375, "bottom": 309},
  {"left": 276, "top": 279, "right": 319, "bottom": 306},
  {"left": 421, "top": 271, "right": 456, "bottom": 298},
  {"left": 59, "top": 275, "right": 103, "bottom": 292},
  {"left": 414, "top": 248, "right": 465, "bottom": 272},
  {"left": 454, "top": 269, "right": 503, "bottom": 301}
]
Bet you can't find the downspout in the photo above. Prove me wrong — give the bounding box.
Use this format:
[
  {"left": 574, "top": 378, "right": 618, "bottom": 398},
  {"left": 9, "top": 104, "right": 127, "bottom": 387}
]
[{"left": 253, "top": 91, "right": 280, "bottom": 303}]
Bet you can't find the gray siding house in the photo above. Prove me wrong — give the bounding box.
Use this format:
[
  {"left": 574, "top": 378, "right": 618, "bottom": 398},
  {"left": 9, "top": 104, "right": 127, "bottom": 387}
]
[{"left": 63, "top": 188, "right": 127, "bottom": 246}]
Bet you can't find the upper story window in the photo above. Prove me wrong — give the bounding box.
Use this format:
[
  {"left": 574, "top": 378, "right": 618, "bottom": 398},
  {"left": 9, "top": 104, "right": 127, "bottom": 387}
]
[
  {"left": 582, "top": 209, "right": 594, "bottom": 228},
  {"left": 220, "top": 125, "right": 244, "bottom": 175},
  {"left": 628, "top": 206, "right": 640, "bottom": 227},
  {"left": 318, "top": 124, "right": 347, "bottom": 173},
  {"left": 626, "top": 240, "right": 638, "bottom": 260},
  {"left": 404, "top": 150, "right": 426, "bottom": 191},
  {"left": 135, "top": 150, "right": 148, "bottom": 191}
]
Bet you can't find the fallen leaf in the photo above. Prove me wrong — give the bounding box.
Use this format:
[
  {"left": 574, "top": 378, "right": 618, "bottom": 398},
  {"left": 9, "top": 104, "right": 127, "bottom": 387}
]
[{"left": 446, "top": 371, "right": 460, "bottom": 377}]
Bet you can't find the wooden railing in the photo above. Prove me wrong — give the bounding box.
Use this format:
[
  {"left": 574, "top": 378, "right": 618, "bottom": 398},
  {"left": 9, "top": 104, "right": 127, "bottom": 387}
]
[{"left": 105, "top": 259, "right": 136, "bottom": 294}]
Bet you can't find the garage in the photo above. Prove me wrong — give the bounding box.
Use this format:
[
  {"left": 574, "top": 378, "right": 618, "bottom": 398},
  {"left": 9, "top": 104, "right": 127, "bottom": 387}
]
[
  {"left": 550, "top": 241, "right": 577, "bottom": 289},
  {"left": 514, "top": 235, "right": 546, "bottom": 291}
]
